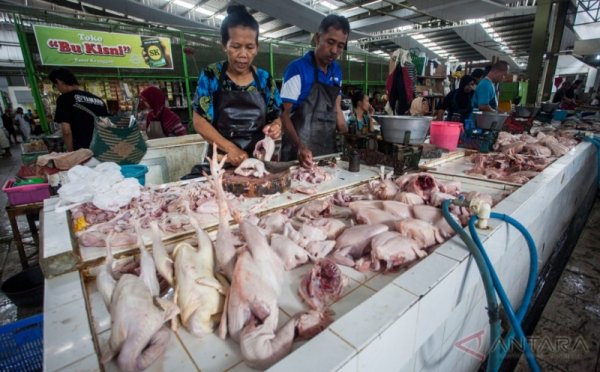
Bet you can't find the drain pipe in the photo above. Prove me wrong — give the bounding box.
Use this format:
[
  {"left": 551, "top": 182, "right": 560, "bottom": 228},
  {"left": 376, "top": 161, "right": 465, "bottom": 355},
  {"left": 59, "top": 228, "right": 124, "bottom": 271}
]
[{"left": 442, "top": 199, "right": 502, "bottom": 372}]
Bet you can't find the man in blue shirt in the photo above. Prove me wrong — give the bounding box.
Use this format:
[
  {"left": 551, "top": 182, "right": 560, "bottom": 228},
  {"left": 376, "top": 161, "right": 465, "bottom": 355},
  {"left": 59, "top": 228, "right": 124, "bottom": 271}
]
[
  {"left": 280, "top": 15, "right": 350, "bottom": 167},
  {"left": 472, "top": 61, "right": 509, "bottom": 113}
]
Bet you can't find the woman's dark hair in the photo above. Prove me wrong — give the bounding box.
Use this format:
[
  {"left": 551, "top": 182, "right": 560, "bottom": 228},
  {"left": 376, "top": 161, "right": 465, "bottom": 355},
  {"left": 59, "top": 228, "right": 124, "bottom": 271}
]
[
  {"left": 220, "top": 5, "right": 259, "bottom": 45},
  {"left": 572, "top": 79, "right": 583, "bottom": 87},
  {"left": 48, "top": 68, "right": 78, "bottom": 85},
  {"left": 351, "top": 90, "right": 366, "bottom": 109},
  {"left": 471, "top": 69, "right": 485, "bottom": 80},
  {"left": 318, "top": 14, "right": 350, "bottom": 35}
]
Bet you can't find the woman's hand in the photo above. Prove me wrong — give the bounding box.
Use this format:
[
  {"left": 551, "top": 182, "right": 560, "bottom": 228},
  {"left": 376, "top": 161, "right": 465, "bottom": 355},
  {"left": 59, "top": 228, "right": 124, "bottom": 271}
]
[
  {"left": 263, "top": 120, "right": 282, "bottom": 139},
  {"left": 298, "top": 144, "right": 313, "bottom": 169},
  {"left": 226, "top": 146, "right": 248, "bottom": 167}
]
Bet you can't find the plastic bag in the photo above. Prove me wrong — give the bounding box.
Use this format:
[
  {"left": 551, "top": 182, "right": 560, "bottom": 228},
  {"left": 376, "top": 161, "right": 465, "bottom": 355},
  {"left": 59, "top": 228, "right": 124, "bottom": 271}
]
[{"left": 92, "top": 178, "right": 141, "bottom": 212}]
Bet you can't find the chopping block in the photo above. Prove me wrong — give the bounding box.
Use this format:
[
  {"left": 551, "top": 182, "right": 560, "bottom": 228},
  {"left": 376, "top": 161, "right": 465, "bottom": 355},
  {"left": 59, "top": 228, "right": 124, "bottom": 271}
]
[{"left": 222, "top": 168, "right": 291, "bottom": 197}]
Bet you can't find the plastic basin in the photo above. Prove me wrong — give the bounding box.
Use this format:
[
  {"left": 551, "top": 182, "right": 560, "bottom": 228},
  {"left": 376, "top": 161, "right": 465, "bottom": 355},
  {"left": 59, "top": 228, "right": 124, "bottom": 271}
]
[
  {"left": 0, "top": 266, "right": 44, "bottom": 307},
  {"left": 120, "top": 164, "right": 149, "bottom": 186},
  {"left": 430, "top": 121, "right": 463, "bottom": 151}
]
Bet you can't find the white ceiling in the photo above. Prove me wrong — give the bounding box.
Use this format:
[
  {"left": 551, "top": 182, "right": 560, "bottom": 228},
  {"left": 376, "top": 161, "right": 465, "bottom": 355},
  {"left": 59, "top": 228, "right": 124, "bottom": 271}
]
[{"left": 0, "top": 0, "right": 595, "bottom": 69}]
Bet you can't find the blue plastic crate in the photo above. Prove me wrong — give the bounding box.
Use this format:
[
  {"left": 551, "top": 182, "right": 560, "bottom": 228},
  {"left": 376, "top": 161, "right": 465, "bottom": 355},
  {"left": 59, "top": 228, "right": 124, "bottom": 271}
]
[{"left": 0, "top": 314, "right": 43, "bottom": 371}]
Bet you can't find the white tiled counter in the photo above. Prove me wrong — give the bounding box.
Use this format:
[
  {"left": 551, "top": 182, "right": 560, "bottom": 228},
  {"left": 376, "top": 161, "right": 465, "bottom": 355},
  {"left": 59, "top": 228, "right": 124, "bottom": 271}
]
[{"left": 41, "top": 143, "right": 598, "bottom": 371}]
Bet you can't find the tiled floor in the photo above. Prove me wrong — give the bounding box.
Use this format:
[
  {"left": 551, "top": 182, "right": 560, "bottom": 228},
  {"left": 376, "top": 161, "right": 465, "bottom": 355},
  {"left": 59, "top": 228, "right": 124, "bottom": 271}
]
[
  {"left": 0, "top": 140, "right": 43, "bottom": 327},
  {"left": 515, "top": 194, "right": 600, "bottom": 372}
]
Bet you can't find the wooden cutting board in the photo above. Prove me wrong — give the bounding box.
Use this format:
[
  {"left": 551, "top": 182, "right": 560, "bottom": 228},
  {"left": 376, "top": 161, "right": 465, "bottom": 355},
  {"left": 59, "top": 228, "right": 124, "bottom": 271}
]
[{"left": 222, "top": 169, "right": 291, "bottom": 197}]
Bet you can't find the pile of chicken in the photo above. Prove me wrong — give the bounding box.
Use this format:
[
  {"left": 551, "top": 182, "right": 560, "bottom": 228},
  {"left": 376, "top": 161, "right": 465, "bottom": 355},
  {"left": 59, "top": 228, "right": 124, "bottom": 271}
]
[
  {"left": 464, "top": 131, "right": 579, "bottom": 184},
  {"left": 97, "top": 148, "right": 340, "bottom": 371}
]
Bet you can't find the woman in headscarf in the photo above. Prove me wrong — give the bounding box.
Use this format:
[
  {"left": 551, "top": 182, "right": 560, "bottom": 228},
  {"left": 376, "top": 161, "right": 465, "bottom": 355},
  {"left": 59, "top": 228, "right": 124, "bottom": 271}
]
[
  {"left": 191, "top": 5, "right": 282, "bottom": 166},
  {"left": 435, "top": 75, "right": 476, "bottom": 122},
  {"left": 139, "top": 86, "right": 187, "bottom": 138}
]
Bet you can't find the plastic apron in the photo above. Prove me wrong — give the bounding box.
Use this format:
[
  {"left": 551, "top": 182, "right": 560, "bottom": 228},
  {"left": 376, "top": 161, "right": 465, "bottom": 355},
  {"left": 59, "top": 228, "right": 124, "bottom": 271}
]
[
  {"left": 214, "top": 62, "right": 266, "bottom": 155},
  {"left": 281, "top": 58, "right": 339, "bottom": 161}
]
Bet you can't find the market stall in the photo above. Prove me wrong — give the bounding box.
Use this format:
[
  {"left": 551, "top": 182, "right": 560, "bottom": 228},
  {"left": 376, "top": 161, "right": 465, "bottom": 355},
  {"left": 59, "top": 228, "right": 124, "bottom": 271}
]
[{"left": 38, "top": 132, "right": 597, "bottom": 371}]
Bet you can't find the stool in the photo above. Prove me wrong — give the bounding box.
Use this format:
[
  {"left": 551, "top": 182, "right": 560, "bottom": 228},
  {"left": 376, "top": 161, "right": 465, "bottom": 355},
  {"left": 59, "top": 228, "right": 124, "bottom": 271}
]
[{"left": 5, "top": 202, "right": 43, "bottom": 269}]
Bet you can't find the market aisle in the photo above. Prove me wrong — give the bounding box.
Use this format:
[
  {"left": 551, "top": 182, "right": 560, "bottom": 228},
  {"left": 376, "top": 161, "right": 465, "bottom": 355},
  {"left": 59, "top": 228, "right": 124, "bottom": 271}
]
[
  {"left": 0, "top": 143, "right": 42, "bottom": 326},
  {"left": 515, "top": 194, "right": 600, "bottom": 372}
]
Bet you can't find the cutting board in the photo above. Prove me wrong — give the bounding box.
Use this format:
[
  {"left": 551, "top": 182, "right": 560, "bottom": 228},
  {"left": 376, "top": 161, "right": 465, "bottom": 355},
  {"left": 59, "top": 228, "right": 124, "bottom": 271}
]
[{"left": 222, "top": 169, "right": 291, "bottom": 197}]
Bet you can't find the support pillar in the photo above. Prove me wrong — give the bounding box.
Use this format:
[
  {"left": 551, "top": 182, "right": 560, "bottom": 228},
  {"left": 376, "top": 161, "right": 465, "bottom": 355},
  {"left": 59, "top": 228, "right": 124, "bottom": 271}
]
[
  {"left": 525, "top": 0, "right": 553, "bottom": 105},
  {"left": 540, "top": 0, "right": 570, "bottom": 102}
]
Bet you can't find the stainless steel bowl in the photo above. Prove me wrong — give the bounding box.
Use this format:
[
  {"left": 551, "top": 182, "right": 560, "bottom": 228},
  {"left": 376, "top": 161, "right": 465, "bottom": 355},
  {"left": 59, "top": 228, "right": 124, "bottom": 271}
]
[
  {"left": 372, "top": 115, "right": 431, "bottom": 144},
  {"left": 515, "top": 105, "right": 539, "bottom": 118},
  {"left": 541, "top": 102, "right": 559, "bottom": 113},
  {"left": 473, "top": 112, "right": 509, "bottom": 130}
]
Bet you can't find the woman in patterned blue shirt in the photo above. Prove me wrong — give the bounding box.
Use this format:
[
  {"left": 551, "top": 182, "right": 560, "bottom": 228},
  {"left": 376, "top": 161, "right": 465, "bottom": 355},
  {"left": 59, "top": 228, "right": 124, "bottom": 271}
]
[
  {"left": 192, "top": 5, "right": 282, "bottom": 166},
  {"left": 346, "top": 90, "right": 375, "bottom": 134}
]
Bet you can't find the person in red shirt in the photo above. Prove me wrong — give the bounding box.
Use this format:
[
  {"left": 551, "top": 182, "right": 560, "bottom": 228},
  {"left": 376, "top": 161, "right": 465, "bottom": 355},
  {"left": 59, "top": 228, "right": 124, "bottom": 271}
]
[{"left": 139, "top": 86, "right": 187, "bottom": 138}]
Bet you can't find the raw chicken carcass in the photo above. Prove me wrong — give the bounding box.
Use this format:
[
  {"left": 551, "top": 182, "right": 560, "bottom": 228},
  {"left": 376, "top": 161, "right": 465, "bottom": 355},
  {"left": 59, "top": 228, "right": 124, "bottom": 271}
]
[
  {"left": 429, "top": 192, "right": 456, "bottom": 208},
  {"left": 305, "top": 240, "right": 336, "bottom": 260},
  {"left": 381, "top": 201, "right": 414, "bottom": 220},
  {"left": 412, "top": 205, "right": 457, "bottom": 238},
  {"left": 334, "top": 224, "right": 389, "bottom": 266},
  {"left": 270, "top": 234, "right": 310, "bottom": 270},
  {"left": 172, "top": 215, "right": 226, "bottom": 336},
  {"left": 101, "top": 274, "right": 179, "bottom": 372},
  {"left": 354, "top": 208, "right": 402, "bottom": 228},
  {"left": 207, "top": 147, "right": 238, "bottom": 281},
  {"left": 298, "top": 258, "right": 347, "bottom": 311},
  {"left": 394, "top": 191, "right": 425, "bottom": 205},
  {"left": 253, "top": 135, "right": 275, "bottom": 162},
  {"left": 439, "top": 181, "right": 462, "bottom": 196},
  {"left": 234, "top": 158, "right": 270, "bottom": 178},
  {"left": 394, "top": 218, "right": 444, "bottom": 248},
  {"left": 149, "top": 221, "right": 174, "bottom": 286},
  {"left": 227, "top": 220, "right": 308, "bottom": 369},
  {"left": 258, "top": 213, "right": 288, "bottom": 237},
  {"left": 403, "top": 173, "right": 441, "bottom": 202},
  {"left": 368, "top": 167, "right": 398, "bottom": 200},
  {"left": 500, "top": 141, "right": 526, "bottom": 155},
  {"left": 370, "top": 231, "right": 426, "bottom": 271},
  {"left": 302, "top": 218, "right": 348, "bottom": 240},
  {"left": 524, "top": 143, "right": 552, "bottom": 157}
]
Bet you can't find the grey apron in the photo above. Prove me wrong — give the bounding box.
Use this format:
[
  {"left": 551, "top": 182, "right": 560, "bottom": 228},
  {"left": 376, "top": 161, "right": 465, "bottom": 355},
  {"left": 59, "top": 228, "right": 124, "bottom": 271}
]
[
  {"left": 214, "top": 62, "right": 267, "bottom": 155},
  {"left": 281, "top": 57, "right": 339, "bottom": 161}
]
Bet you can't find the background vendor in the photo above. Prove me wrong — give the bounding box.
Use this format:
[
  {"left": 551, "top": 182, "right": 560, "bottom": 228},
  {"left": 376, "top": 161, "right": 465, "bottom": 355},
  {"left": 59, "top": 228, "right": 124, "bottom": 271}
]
[
  {"left": 472, "top": 61, "right": 509, "bottom": 113},
  {"left": 436, "top": 75, "right": 476, "bottom": 122},
  {"left": 139, "top": 86, "right": 187, "bottom": 138},
  {"left": 192, "top": 5, "right": 282, "bottom": 166},
  {"left": 347, "top": 90, "right": 375, "bottom": 133}
]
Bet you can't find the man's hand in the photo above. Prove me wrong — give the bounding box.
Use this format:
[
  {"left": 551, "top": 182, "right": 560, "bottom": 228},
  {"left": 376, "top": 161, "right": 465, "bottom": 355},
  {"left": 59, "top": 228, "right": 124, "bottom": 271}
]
[
  {"left": 263, "top": 121, "right": 282, "bottom": 139},
  {"left": 298, "top": 145, "right": 313, "bottom": 169},
  {"left": 226, "top": 147, "right": 248, "bottom": 167}
]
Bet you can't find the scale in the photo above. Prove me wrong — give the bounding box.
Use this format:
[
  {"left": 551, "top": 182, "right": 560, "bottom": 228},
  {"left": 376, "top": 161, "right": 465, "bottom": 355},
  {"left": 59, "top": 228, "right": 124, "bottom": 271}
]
[{"left": 341, "top": 131, "right": 424, "bottom": 175}]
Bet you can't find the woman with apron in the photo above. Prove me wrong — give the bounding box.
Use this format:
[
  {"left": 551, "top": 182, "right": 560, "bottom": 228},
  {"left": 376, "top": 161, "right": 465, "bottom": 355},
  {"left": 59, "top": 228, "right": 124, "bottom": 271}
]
[
  {"left": 191, "top": 5, "right": 282, "bottom": 166},
  {"left": 435, "top": 75, "right": 476, "bottom": 123},
  {"left": 279, "top": 15, "right": 350, "bottom": 168}
]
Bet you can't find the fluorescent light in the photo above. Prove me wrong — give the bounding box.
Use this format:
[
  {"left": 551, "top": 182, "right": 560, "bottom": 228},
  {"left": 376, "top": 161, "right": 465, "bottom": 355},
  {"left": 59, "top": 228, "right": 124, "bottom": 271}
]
[
  {"left": 363, "top": 0, "right": 382, "bottom": 6},
  {"left": 174, "top": 0, "right": 194, "bottom": 9},
  {"left": 411, "top": 33, "right": 425, "bottom": 40},
  {"left": 320, "top": 1, "right": 339, "bottom": 10},
  {"left": 194, "top": 6, "right": 214, "bottom": 16},
  {"left": 596, "top": 54, "right": 600, "bottom": 60},
  {"left": 372, "top": 50, "right": 385, "bottom": 54},
  {"left": 215, "top": 14, "right": 225, "bottom": 20},
  {"left": 465, "top": 18, "right": 485, "bottom": 24}
]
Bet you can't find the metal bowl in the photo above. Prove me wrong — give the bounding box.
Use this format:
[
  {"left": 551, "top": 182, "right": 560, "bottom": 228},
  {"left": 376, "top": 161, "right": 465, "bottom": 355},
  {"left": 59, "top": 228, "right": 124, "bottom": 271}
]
[
  {"left": 515, "top": 105, "right": 539, "bottom": 118},
  {"left": 372, "top": 115, "right": 431, "bottom": 144},
  {"left": 541, "top": 102, "right": 559, "bottom": 113},
  {"left": 473, "top": 112, "right": 509, "bottom": 130}
]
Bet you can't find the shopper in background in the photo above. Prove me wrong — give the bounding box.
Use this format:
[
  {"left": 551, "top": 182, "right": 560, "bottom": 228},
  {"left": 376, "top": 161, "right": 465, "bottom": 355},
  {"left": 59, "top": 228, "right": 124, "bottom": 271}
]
[
  {"left": 139, "top": 86, "right": 186, "bottom": 138},
  {"left": 370, "top": 91, "right": 386, "bottom": 113},
  {"left": 2, "top": 108, "right": 18, "bottom": 144},
  {"left": 280, "top": 14, "right": 350, "bottom": 167},
  {"left": 347, "top": 91, "right": 375, "bottom": 133},
  {"left": 471, "top": 69, "right": 485, "bottom": 85},
  {"left": 472, "top": 61, "right": 509, "bottom": 113},
  {"left": 0, "top": 126, "right": 10, "bottom": 157},
  {"left": 14, "top": 107, "right": 30, "bottom": 142},
  {"left": 436, "top": 75, "right": 476, "bottom": 122},
  {"left": 192, "top": 5, "right": 282, "bottom": 166},
  {"left": 49, "top": 68, "right": 109, "bottom": 151},
  {"left": 553, "top": 80, "right": 582, "bottom": 110}
]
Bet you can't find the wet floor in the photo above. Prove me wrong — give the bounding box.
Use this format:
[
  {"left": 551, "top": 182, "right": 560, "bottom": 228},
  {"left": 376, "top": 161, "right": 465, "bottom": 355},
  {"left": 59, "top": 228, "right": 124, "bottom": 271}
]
[
  {"left": 515, "top": 194, "right": 600, "bottom": 371},
  {"left": 0, "top": 141, "right": 42, "bottom": 327}
]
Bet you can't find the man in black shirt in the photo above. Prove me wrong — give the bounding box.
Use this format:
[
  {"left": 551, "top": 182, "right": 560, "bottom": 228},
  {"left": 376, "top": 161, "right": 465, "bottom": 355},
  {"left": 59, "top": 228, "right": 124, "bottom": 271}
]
[
  {"left": 2, "top": 108, "right": 18, "bottom": 144},
  {"left": 49, "top": 68, "right": 109, "bottom": 151}
]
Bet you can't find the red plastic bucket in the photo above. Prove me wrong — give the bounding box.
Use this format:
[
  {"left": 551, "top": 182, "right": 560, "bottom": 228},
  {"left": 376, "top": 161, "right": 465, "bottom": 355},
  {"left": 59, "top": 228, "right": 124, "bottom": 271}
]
[{"left": 430, "top": 121, "right": 463, "bottom": 151}]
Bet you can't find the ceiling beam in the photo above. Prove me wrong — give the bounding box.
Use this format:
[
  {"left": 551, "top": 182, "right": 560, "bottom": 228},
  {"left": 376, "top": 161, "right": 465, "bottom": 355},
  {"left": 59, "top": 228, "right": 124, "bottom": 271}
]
[{"left": 82, "top": 0, "right": 215, "bottom": 31}]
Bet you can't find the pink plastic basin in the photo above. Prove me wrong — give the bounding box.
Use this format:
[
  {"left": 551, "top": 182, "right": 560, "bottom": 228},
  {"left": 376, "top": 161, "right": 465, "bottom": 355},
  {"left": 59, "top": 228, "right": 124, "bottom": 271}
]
[
  {"left": 430, "top": 121, "right": 463, "bottom": 151},
  {"left": 2, "top": 179, "right": 50, "bottom": 206}
]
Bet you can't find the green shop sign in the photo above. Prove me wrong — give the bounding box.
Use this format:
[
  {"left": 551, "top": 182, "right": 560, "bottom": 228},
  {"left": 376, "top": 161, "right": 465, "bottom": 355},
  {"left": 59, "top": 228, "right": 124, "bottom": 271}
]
[{"left": 33, "top": 25, "right": 174, "bottom": 69}]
